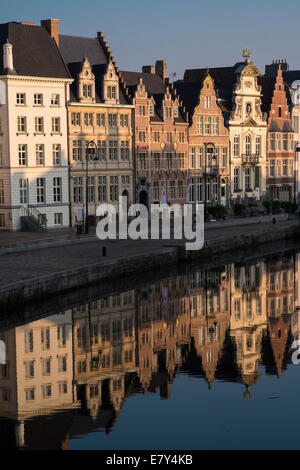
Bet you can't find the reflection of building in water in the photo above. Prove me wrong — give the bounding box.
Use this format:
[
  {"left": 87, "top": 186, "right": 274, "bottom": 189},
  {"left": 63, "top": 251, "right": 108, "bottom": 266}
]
[
  {"left": 292, "top": 252, "right": 300, "bottom": 342},
  {"left": 137, "top": 275, "right": 190, "bottom": 397},
  {"left": 0, "top": 254, "right": 298, "bottom": 447},
  {"left": 229, "top": 262, "right": 267, "bottom": 394},
  {"left": 0, "top": 311, "right": 76, "bottom": 449},
  {"left": 264, "top": 255, "right": 294, "bottom": 377},
  {"left": 72, "top": 290, "right": 137, "bottom": 429},
  {"left": 189, "top": 268, "right": 230, "bottom": 386}
]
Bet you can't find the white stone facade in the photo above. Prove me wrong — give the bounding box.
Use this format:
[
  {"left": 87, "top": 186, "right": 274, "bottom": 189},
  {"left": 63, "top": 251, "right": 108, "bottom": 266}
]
[{"left": 0, "top": 75, "right": 72, "bottom": 231}]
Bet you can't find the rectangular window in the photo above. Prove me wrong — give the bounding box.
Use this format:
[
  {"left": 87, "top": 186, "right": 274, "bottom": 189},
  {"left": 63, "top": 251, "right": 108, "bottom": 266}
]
[
  {"left": 190, "top": 147, "right": 196, "bottom": 168},
  {"left": 256, "top": 136, "right": 261, "bottom": 156},
  {"left": 197, "top": 116, "right": 203, "bottom": 135},
  {"left": 179, "top": 132, "right": 185, "bottom": 142},
  {"left": 121, "top": 175, "right": 130, "bottom": 185},
  {"left": 222, "top": 148, "right": 227, "bottom": 168},
  {"left": 121, "top": 140, "right": 129, "bottom": 160},
  {"left": 178, "top": 180, "right": 184, "bottom": 199},
  {"left": 88, "top": 176, "right": 95, "bottom": 203},
  {"left": 41, "top": 328, "right": 50, "bottom": 350},
  {"left": 54, "top": 213, "right": 63, "bottom": 225},
  {"left": 73, "top": 176, "right": 83, "bottom": 203},
  {"left": 107, "top": 86, "right": 116, "bottom": 99},
  {"left": 153, "top": 181, "right": 159, "bottom": 200},
  {"left": 270, "top": 133, "right": 275, "bottom": 151},
  {"left": 139, "top": 153, "right": 146, "bottom": 169},
  {"left": 0, "top": 214, "right": 5, "bottom": 227},
  {"left": 153, "top": 131, "right": 160, "bottom": 142},
  {"left": 110, "top": 176, "right": 118, "bottom": 202},
  {"left": 25, "top": 388, "right": 35, "bottom": 401},
  {"left": 34, "top": 117, "right": 44, "bottom": 133},
  {"left": 42, "top": 384, "right": 52, "bottom": 398},
  {"left": 276, "top": 133, "right": 281, "bottom": 151},
  {"left": 167, "top": 153, "right": 172, "bottom": 169},
  {"left": 24, "top": 330, "right": 33, "bottom": 353},
  {"left": 18, "top": 144, "right": 27, "bottom": 166},
  {"left": 97, "top": 140, "right": 106, "bottom": 161},
  {"left": 58, "top": 382, "right": 68, "bottom": 395},
  {"left": 234, "top": 167, "right": 239, "bottom": 191},
  {"left": 36, "top": 178, "right": 45, "bottom": 203},
  {"left": 42, "top": 358, "right": 51, "bottom": 376},
  {"left": 34, "top": 93, "right": 43, "bottom": 105},
  {"left": 283, "top": 134, "right": 288, "bottom": 151},
  {"left": 35, "top": 144, "right": 45, "bottom": 166},
  {"left": 58, "top": 356, "right": 67, "bottom": 372},
  {"left": 138, "top": 106, "right": 145, "bottom": 116},
  {"left": 108, "top": 114, "right": 117, "bottom": 127},
  {"left": 213, "top": 117, "right": 219, "bottom": 136},
  {"left": 17, "top": 116, "right": 26, "bottom": 133},
  {"left": 53, "top": 177, "right": 62, "bottom": 203},
  {"left": 53, "top": 144, "right": 61, "bottom": 166},
  {"left": 51, "top": 117, "right": 60, "bottom": 133},
  {"left": 57, "top": 325, "right": 67, "bottom": 347},
  {"left": 109, "top": 141, "right": 118, "bottom": 160},
  {"left": 204, "top": 117, "right": 211, "bottom": 135},
  {"left": 283, "top": 159, "right": 288, "bottom": 176},
  {"left": 72, "top": 140, "right": 82, "bottom": 161},
  {"left": 16, "top": 93, "right": 26, "bottom": 105},
  {"left": 139, "top": 131, "right": 146, "bottom": 142},
  {"left": 178, "top": 153, "right": 185, "bottom": 169},
  {"left": 19, "top": 178, "right": 28, "bottom": 203},
  {"left": 0, "top": 180, "right": 4, "bottom": 204},
  {"left": 234, "top": 136, "right": 240, "bottom": 157},
  {"left": 270, "top": 160, "right": 275, "bottom": 177},
  {"left": 120, "top": 114, "right": 129, "bottom": 127},
  {"left": 25, "top": 361, "right": 35, "bottom": 378},
  {"left": 166, "top": 132, "right": 172, "bottom": 143},
  {"left": 51, "top": 94, "right": 60, "bottom": 106},
  {"left": 154, "top": 153, "right": 160, "bottom": 169},
  {"left": 71, "top": 112, "right": 81, "bottom": 126},
  {"left": 245, "top": 167, "right": 251, "bottom": 190},
  {"left": 98, "top": 176, "right": 107, "bottom": 202},
  {"left": 170, "top": 181, "right": 176, "bottom": 199},
  {"left": 96, "top": 113, "right": 105, "bottom": 127}
]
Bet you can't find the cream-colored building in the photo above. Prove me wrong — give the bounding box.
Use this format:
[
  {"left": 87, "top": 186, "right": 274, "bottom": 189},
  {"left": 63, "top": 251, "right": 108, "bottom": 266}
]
[
  {"left": 0, "top": 20, "right": 73, "bottom": 231},
  {"left": 59, "top": 32, "right": 134, "bottom": 227}
]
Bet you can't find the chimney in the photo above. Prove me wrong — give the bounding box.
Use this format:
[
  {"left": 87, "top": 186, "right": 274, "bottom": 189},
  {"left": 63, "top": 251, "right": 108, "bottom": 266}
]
[
  {"left": 41, "top": 19, "right": 59, "bottom": 47},
  {"left": 155, "top": 60, "right": 167, "bottom": 79},
  {"left": 3, "top": 42, "right": 13, "bottom": 71},
  {"left": 142, "top": 65, "right": 155, "bottom": 74}
]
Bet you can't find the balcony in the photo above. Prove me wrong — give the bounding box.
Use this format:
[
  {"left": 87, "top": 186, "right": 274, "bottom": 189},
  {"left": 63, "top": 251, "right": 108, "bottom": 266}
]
[{"left": 241, "top": 154, "right": 260, "bottom": 165}]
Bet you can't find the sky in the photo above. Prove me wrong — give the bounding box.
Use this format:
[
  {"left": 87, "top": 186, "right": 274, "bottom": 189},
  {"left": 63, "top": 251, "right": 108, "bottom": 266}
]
[{"left": 1, "top": 0, "right": 300, "bottom": 80}]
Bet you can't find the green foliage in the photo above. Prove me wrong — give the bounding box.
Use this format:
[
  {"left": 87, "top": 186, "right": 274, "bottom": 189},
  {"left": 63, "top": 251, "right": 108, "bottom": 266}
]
[{"left": 207, "top": 204, "right": 227, "bottom": 219}]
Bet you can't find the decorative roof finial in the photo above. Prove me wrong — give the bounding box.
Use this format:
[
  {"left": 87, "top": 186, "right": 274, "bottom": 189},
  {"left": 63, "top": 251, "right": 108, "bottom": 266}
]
[{"left": 242, "top": 48, "right": 252, "bottom": 62}]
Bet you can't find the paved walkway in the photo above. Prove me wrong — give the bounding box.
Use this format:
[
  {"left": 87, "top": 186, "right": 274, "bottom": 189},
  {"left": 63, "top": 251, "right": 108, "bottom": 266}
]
[{"left": 0, "top": 219, "right": 297, "bottom": 288}]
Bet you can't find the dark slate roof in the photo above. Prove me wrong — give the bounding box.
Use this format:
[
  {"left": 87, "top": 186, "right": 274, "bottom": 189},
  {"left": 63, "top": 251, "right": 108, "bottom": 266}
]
[
  {"left": 258, "top": 76, "right": 276, "bottom": 114},
  {"left": 282, "top": 70, "right": 300, "bottom": 87},
  {"left": 59, "top": 34, "right": 107, "bottom": 66},
  {"left": 282, "top": 120, "right": 294, "bottom": 132},
  {"left": 121, "top": 70, "right": 166, "bottom": 96},
  {"left": 269, "top": 120, "right": 281, "bottom": 132},
  {"left": 174, "top": 81, "right": 201, "bottom": 116},
  {"left": 183, "top": 62, "right": 252, "bottom": 111},
  {"left": 0, "top": 22, "right": 70, "bottom": 78},
  {"left": 60, "top": 34, "right": 128, "bottom": 104}
]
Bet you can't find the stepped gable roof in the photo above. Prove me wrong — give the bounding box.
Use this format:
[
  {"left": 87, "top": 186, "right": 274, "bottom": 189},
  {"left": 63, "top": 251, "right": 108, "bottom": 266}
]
[
  {"left": 60, "top": 34, "right": 128, "bottom": 104},
  {"left": 121, "top": 70, "right": 186, "bottom": 123},
  {"left": 0, "top": 22, "right": 70, "bottom": 78}
]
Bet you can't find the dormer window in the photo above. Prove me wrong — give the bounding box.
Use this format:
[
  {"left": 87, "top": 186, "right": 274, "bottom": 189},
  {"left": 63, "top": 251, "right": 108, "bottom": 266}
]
[
  {"left": 103, "top": 61, "right": 119, "bottom": 104},
  {"left": 78, "top": 57, "right": 96, "bottom": 104},
  {"left": 149, "top": 104, "right": 154, "bottom": 116},
  {"left": 173, "top": 106, "right": 178, "bottom": 117}
]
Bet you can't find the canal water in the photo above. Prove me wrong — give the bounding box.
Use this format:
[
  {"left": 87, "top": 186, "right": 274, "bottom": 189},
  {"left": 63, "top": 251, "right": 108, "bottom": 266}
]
[{"left": 1, "top": 248, "right": 300, "bottom": 450}]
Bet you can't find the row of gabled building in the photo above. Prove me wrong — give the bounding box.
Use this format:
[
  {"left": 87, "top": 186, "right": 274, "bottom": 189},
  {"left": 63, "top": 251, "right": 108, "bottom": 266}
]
[{"left": 0, "top": 19, "right": 299, "bottom": 231}]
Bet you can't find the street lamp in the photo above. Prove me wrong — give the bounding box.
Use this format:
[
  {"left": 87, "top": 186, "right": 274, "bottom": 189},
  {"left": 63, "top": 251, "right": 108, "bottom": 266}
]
[
  {"left": 204, "top": 142, "right": 216, "bottom": 222},
  {"left": 85, "top": 140, "right": 97, "bottom": 234}
]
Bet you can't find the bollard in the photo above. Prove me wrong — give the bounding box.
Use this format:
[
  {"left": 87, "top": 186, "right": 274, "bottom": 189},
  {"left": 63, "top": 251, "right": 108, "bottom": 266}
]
[
  {"left": 273, "top": 217, "right": 276, "bottom": 225},
  {"left": 102, "top": 246, "right": 107, "bottom": 257}
]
